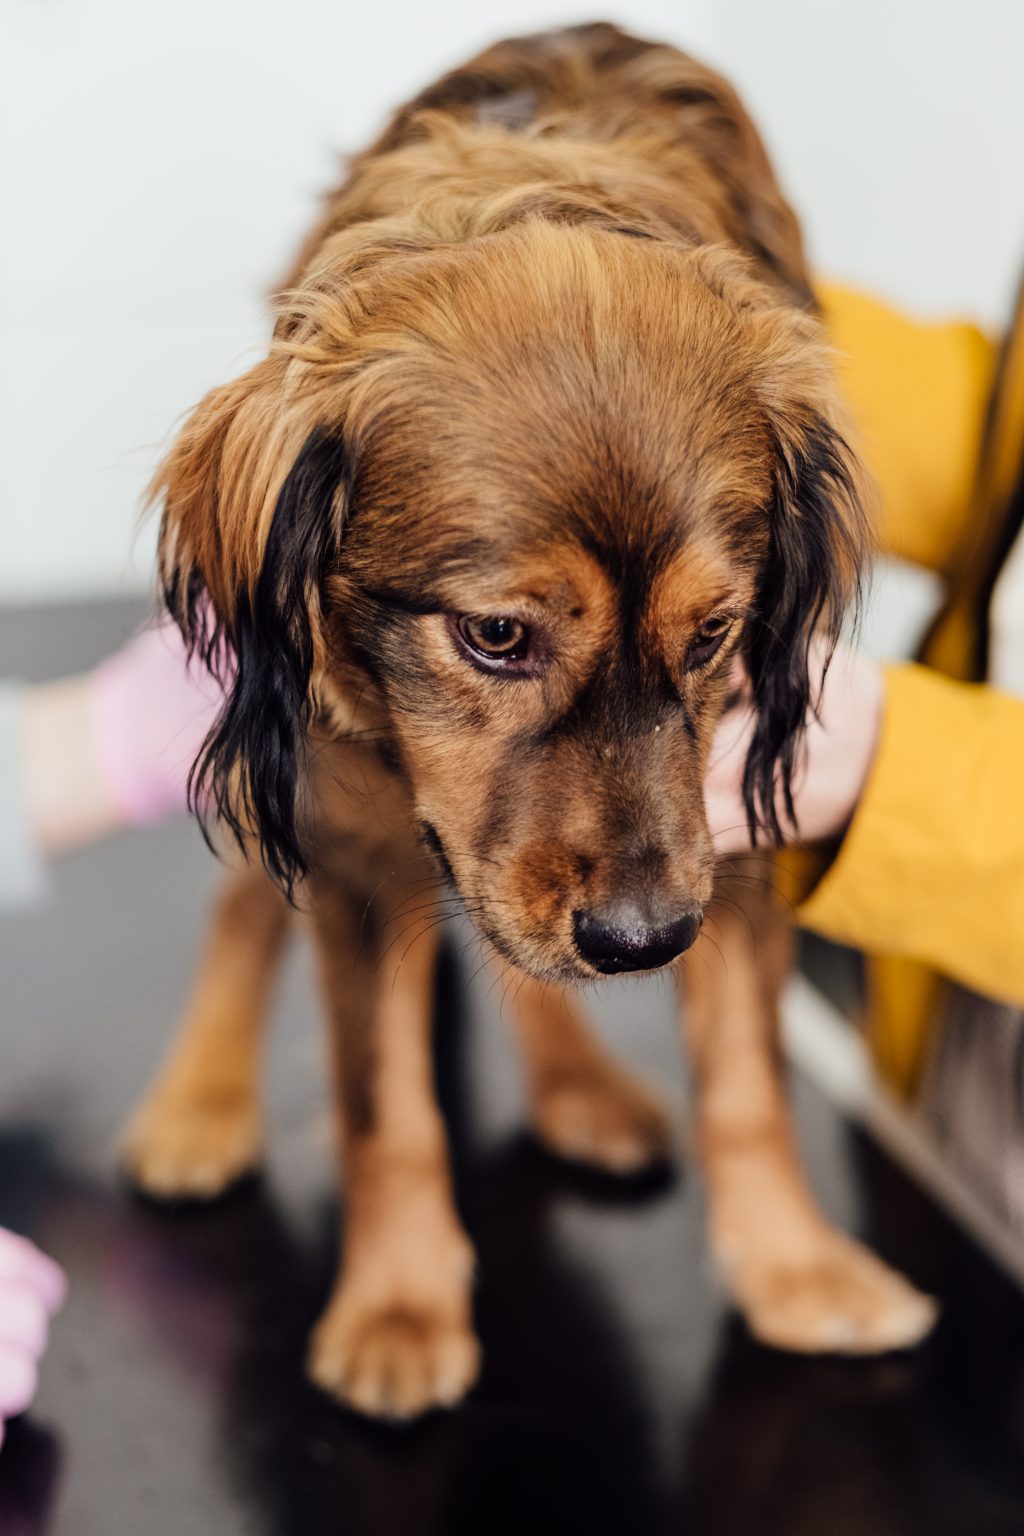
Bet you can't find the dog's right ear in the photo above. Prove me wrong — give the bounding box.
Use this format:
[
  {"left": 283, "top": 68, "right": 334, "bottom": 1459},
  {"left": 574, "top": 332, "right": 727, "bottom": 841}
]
[{"left": 151, "top": 360, "right": 351, "bottom": 897}]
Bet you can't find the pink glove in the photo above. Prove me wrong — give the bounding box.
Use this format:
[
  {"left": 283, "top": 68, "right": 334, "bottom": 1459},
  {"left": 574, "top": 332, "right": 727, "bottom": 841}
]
[
  {"left": 0, "top": 1229, "right": 67, "bottom": 1452},
  {"left": 90, "top": 618, "right": 226, "bottom": 825},
  {"left": 705, "top": 639, "right": 884, "bottom": 854},
  {"left": 21, "top": 617, "right": 227, "bottom": 865}
]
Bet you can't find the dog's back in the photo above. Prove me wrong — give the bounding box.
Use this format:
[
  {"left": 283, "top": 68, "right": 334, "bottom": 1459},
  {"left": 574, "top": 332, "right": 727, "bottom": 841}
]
[{"left": 283, "top": 22, "right": 812, "bottom": 306}]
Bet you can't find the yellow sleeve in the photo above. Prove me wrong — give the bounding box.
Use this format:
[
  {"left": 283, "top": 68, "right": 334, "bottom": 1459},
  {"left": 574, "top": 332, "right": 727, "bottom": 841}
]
[
  {"left": 817, "top": 282, "right": 996, "bottom": 574},
  {"left": 798, "top": 662, "right": 1024, "bottom": 1005}
]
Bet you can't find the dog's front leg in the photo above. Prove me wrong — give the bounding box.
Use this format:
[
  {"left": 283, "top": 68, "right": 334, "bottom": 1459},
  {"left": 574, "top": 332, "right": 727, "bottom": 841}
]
[
  {"left": 307, "top": 875, "right": 478, "bottom": 1419},
  {"left": 506, "top": 972, "right": 673, "bottom": 1175},
  {"left": 121, "top": 865, "right": 290, "bottom": 1197},
  {"left": 680, "top": 865, "right": 936, "bottom": 1353}
]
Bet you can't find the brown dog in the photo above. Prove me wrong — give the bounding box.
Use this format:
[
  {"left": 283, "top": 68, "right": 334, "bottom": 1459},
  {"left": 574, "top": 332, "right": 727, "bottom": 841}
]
[{"left": 122, "top": 23, "right": 936, "bottom": 1418}]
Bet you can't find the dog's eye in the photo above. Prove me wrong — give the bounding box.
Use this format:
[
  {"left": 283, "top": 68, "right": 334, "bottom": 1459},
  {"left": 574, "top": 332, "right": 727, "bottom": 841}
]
[
  {"left": 684, "top": 614, "right": 732, "bottom": 672},
  {"left": 456, "top": 614, "right": 530, "bottom": 666}
]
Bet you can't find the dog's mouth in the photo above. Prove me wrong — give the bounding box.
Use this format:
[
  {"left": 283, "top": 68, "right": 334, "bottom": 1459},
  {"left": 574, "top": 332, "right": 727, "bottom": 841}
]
[
  {"left": 418, "top": 820, "right": 572, "bottom": 979},
  {"left": 421, "top": 821, "right": 457, "bottom": 886},
  {"left": 420, "top": 820, "right": 534, "bottom": 973}
]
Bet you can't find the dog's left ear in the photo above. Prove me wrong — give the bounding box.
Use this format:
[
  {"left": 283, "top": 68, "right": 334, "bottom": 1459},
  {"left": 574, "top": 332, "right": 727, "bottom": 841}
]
[
  {"left": 154, "top": 363, "right": 351, "bottom": 896},
  {"left": 199, "top": 425, "right": 351, "bottom": 895},
  {"left": 743, "top": 401, "right": 869, "bottom": 843}
]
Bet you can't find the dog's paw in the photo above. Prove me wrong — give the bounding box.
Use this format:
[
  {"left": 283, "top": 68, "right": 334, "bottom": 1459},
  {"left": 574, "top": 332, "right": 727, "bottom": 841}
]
[
  {"left": 119, "top": 1089, "right": 263, "bottom": 1200},
  {"left": 531, "top": 1064, "right": 673, "bottom": 1175},
  {"left": 308, "top": 1295, "right": 480, "bottom": 1420},
  {"left": 727, "top": 1231, "right": 937, "bottom": 1354}
]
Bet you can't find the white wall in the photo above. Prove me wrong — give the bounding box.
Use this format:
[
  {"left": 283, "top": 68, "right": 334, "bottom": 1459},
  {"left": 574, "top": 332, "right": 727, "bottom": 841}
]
[
  {"left": 3, "top": 0, "right": 1021, "bottom": 604},
  {"left": 706, "top": 0, "right": 1024, "bottom": 322}
]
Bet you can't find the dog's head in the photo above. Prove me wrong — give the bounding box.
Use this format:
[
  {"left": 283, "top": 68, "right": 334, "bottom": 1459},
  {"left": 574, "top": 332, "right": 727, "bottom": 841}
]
[{"left": 156, "top": 220, "right": 866, "bottom": 982}]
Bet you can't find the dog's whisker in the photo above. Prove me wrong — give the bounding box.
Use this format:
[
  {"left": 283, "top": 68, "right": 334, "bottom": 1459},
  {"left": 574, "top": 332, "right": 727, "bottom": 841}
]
[
  {"left": 692, "top": 925, "right": 728, "bottom": 976},
  {"left": 377, "top": 913, "right": 454, "bottom": 973},
  {"left": 714, "top": 869, "right": 799, "bottom": 919},
  {"left": 360, "top": 855, "right": 443, "bottom": 916},
  {"left": 374, "top": 894, "right": 508, "bottom": 971},
  {"left": 704, "top": 891, "right": 759, "bottom": 949},
  {"left": 380, "top": 893, "right": 513, "bottom": 932}
]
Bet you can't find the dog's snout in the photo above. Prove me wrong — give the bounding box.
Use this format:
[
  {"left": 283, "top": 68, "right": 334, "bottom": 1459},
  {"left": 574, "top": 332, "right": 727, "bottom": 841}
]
[{"left": 572, "top": 903, "right": 703, "bottom": 974}]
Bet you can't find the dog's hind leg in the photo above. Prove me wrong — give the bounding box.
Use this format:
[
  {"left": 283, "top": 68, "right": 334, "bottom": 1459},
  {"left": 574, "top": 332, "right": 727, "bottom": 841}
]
[
  {"left": 307, "top": 874, "right": 478, "bottom": 1419},
  {"left": 508, "top": 973, "right": 674, "bottom": 1175},
  {"left": 680, "top": 858, "right": 936, "bottom": 1353},
  {"left": 121, "top": 864, "right": 290, "bottom": 1198}
]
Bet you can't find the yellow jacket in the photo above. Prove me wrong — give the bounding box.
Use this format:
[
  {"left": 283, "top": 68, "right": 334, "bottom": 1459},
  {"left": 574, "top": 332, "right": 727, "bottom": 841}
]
[{"left": 794, "top": 281, "right": 1024, "bottom": 1080}]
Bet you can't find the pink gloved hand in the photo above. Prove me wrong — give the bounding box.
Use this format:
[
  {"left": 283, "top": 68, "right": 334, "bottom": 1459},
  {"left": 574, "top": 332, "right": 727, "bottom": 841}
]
[
  {"left": 0, "top": 1229, "right": 67, "bottom": 1452},
  {"left": 23, "top": 617, "right": 227, "bottom": 859},
  {"left": 705, "top": 638, "right": 885, "bottom": 855},
  {"left": 90, "top": 617, "right": 226, "bottom": 826}
]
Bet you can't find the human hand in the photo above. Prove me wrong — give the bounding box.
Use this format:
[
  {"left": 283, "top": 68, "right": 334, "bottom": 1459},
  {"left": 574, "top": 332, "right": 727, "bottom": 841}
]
[
  {"left": 705, "top": 639, "right": 884, "bottom": 855},
  {"left": 0, "top": 1229, "right": 67, "bottom": 1452}
]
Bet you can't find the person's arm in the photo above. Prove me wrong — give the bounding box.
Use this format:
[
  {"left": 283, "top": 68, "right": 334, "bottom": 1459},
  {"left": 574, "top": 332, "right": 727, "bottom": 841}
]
[
  {"left": 706, "top": 649, "right": 1024, "bottom": 1007},
  {"left": 798, "top": 663, "right": 1024, "bottom": 1004},
  {"left": 1, "top": 618, "right": 224, "bottom": 911},
  {"left": 817, "top": 282, "right": 996, "bottom": 574}
]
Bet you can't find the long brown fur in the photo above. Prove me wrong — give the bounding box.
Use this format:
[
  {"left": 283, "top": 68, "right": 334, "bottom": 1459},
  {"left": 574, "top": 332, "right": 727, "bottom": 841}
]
[{"left": 123, "top": 23, "right": 934, "bottom": 1420}]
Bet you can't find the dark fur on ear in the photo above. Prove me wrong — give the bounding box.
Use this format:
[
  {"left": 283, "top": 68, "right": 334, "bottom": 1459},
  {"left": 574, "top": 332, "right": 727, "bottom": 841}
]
[
  {"left": 743, "top": 415, "right": 866, "bottom": 844},
  {"left": 168, "top": 427, "right": 350, "bottom": 897}
]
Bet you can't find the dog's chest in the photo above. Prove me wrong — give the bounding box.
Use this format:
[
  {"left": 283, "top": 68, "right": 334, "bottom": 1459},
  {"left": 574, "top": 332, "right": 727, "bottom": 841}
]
[{"left": 305, "top": 734, "right": 421, "bottom": 890}]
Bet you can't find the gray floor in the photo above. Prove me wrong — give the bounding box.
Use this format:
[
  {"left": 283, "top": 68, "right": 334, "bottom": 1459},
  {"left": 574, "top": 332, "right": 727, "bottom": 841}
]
[{"left": 3, "top": 599, "right": 1024, "bottom": 1536}]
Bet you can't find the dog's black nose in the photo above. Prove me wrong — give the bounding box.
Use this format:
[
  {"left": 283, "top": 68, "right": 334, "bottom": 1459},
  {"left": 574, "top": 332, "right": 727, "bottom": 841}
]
[{"left": 572, "top": 904, "right": 703, "bottom": 974}]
